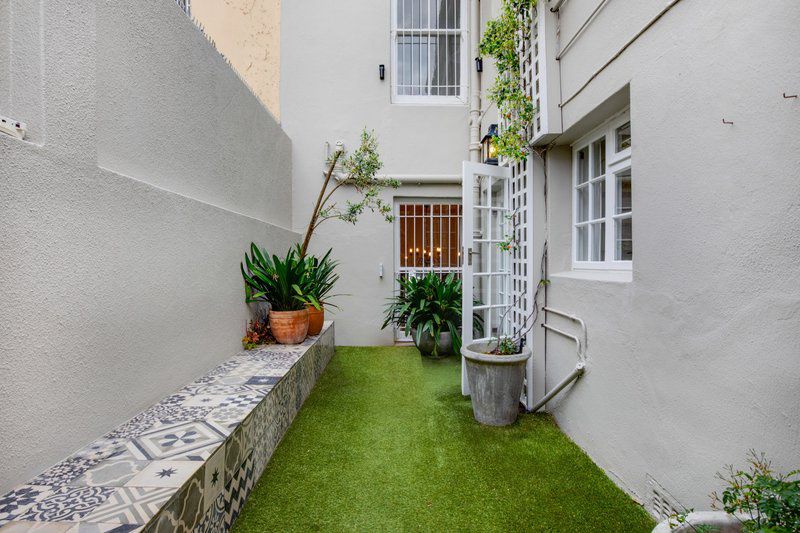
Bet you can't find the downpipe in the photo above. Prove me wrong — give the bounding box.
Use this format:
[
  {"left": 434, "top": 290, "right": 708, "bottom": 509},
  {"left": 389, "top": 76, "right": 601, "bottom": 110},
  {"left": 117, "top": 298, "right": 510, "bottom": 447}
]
[
  {"left": 531, "top": 306, "right": 587, "bottom": 412},
  {"left": 468, "top": 0, "right": 482, "bottom": 162}
]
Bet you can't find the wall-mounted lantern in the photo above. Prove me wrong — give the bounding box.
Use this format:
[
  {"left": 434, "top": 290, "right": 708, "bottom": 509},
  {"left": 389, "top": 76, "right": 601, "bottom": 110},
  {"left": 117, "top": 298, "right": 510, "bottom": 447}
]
[
  {"left": 475, "top": 57, "right": 483, "bottom": 72},
  {"left": 379, "top": 64, "right": 385, "bottom": 81},
  {"left": 481, "top": 124, "right": 499, "bottom": 165}
]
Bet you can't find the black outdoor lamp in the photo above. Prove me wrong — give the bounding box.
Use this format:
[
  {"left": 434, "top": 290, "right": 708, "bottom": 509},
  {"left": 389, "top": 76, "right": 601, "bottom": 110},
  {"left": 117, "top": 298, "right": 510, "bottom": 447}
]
[
  {"left": 475, "top": 57, "right": 483, "bottom": 72},
  {"left": 379, "top": 64, "right": 385, "bottom": 80},
  {"left": 481, "top": 124, "right": 499, "bottom": 165}
]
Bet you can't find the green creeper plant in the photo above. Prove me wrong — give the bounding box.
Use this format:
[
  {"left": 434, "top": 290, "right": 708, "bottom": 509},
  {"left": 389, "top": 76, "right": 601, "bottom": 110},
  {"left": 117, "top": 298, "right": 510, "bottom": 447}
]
[
  {"left": 300, "top": 129, "right": 400, "bottom": 257},
  {"left": 479, "top": 0, "right": 537, "bottom": 162}
]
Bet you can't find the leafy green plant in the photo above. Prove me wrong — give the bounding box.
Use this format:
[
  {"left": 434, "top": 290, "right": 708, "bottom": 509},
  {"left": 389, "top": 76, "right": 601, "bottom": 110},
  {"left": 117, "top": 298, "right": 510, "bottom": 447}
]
[
  {"left": 300, "top": 247, "right": 341, "bottom": 310},
  {"left": 479, "top": 0, "right": 537, "bottom": 162},
  {"left": 381, "top": 273, "right": 480, "bottom": 356},
  {"left": 488, "top": 337, "right": 519, "bottom": 355},
  {"left": 240, "top": 245, "right": 311, "bottom": 311},
  {"left": 300, "top": 129, "right": 401, "bottom": 256},
  {"left": 668, "top": 508, "right": 716, "bottom": 532},
  {"left": 710, "top": 451, "right": 800, "bottom": 532}
]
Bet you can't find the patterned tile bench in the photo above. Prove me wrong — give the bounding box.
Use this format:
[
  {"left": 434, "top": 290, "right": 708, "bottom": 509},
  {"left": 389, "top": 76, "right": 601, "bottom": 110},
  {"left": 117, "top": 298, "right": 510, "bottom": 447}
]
[{"left": 0, "top": 323, "right": 335, "bottom": 532}]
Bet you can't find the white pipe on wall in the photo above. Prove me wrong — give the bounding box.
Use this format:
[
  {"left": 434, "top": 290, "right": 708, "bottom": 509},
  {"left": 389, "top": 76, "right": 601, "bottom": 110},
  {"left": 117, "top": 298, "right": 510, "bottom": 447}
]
[{"left": 468, "top": 0, "right": 482, "bottom": 162}]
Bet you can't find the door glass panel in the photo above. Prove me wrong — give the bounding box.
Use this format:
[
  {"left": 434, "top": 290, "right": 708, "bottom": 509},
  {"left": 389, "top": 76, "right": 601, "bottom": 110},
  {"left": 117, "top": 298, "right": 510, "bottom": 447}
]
[
  {"left": 615, "top": 217, "right": 633, "bottom": 260},
  {"left": 472, "top": 275, "right": 489, "bottom": 308},
  {"left": 474, "top": 242, "right": 493, "bottom": 274},
  {"left": 473, "top": 205, "right": 488, "bottom": 240},
  {"left": 491, "top": 177, "right": 506, "bottom": 208},
  {"left": 471, "top": 308, "right": 489, "bottom": 340}
]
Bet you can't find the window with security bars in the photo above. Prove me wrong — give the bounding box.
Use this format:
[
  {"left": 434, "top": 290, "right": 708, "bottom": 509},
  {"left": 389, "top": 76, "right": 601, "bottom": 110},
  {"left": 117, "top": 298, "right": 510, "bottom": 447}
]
[
  {"left": 391, "top": 0, "right": 466, "bottom": 103},
  {"left": 176, "top": 0, "right": 190, "bottom": 16},
  {"left": 394, "top": 202, "right": 463, "bottom": 340}
]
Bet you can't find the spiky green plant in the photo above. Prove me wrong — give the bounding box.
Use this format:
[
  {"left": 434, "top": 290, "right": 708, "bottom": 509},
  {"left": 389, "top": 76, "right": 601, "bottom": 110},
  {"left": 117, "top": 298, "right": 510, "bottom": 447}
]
[
  {"left": 300, "top": 246, "right": 341, "bottom": 311},
  {"left": 382, "top": 273, "right": 481, "bottom": 356},
  {"left": 240, "top": 245, "right": 311, "bottom": 312}
]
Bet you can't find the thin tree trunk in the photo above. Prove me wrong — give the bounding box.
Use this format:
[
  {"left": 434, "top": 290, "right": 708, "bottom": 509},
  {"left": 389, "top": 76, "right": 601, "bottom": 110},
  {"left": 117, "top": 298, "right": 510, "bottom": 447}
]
[{"left": 300, "top": 150, "right": 342, "bottom": 257}]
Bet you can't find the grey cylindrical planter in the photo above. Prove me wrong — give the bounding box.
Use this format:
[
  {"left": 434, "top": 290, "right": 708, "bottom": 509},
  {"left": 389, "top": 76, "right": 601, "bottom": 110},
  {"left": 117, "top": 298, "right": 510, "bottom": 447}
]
[
  {"left": 461, "top": 341, "right": 532, "bottom": 426},
  {"left": 652, "top": 512, "right": 745, "bottom": 532},
  {"left": 411, "top": 328, "right": 454, "bottom": 358}
]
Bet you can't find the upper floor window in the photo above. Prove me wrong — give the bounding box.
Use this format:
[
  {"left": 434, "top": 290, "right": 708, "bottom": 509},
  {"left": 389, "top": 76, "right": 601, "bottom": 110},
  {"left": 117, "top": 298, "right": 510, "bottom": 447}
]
[
  {"left": 572, "top": 112, "right": 632, "bottom": 269},
  {"left": 391, "top": 0, "right": 467, "bottom": 104},
  {"left": 176, "top": 0, "right": 190, "bottom": 16}
]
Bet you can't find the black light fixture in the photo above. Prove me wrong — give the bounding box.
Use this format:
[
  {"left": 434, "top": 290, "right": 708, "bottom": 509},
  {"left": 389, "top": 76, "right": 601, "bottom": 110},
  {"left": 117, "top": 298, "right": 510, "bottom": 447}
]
[
  {"left": 475, "top": 57, "right": 483, "bottom": 72},
  {"left": 379, "top": 64, "right": 385, "bottom": 81},
  {"left": 481, "top": 124, "right": 499, "bottom": 165}
]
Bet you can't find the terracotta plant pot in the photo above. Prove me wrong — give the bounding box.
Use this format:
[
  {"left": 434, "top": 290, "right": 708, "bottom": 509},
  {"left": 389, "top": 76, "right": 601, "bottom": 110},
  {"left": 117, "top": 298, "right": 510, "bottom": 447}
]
[
  {"left": 307, "top": 304, "right": 324, "bottom": 336},
  {"left": 269, "top": 309, "right": 309, "bottom": 344}
]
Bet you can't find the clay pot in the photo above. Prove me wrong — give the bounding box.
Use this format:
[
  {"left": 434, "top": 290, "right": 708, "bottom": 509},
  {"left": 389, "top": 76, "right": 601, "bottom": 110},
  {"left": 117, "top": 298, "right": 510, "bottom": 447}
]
[
  {"left": 307, "top": 304, "right": 324, "bottom": 336},
  {"left": 269, "top": 309, "right": 309, "bottom": 344}
]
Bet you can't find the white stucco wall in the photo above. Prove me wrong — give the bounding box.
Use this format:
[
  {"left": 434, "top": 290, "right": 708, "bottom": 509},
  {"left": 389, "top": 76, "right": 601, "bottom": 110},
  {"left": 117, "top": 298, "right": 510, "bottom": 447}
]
[
  {"left": 281, "top": 0, "right": 476, "bottom": 345},
  {"left": 0, "top": 0, "right": 297, "bottom": 493},
  {"left": 534, "top": 0, "right": 800, "bottom": 512},
  {"left": 191, "top": 0, "right": 281, "bottom": 120}
]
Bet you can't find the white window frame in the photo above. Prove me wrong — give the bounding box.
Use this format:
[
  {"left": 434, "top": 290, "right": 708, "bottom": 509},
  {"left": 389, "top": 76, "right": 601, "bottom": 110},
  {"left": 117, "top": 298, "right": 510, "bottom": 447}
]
[
  {"left": 571, "top": 110, "right": 632, "bottom": 271},
  {"left": 390, "top": 0, "right": 468, "bottom": 105}
]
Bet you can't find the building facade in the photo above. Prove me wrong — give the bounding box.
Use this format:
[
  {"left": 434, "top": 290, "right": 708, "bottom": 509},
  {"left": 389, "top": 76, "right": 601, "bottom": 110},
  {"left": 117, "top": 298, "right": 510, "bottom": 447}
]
[{"left": 281, "top": 0, "right": 800, "bottom": 516}]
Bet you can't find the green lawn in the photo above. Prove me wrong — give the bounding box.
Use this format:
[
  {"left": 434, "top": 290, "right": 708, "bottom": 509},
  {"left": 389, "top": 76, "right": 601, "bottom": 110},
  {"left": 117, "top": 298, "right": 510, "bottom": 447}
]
[{"left": 233, "top": 346, "right": 654, "bottom": 532}]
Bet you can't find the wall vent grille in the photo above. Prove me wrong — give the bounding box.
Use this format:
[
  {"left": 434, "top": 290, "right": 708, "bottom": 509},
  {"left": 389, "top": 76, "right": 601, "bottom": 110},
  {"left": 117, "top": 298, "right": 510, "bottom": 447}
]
[{"left": 648, "top": 475, "right": 681, "bottom": 521}]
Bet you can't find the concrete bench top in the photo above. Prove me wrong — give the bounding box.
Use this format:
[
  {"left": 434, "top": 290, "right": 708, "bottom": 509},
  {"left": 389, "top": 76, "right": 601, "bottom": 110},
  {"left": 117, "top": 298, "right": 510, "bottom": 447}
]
[{"left": 0, "top": 322, "right": 335, "bottom": 532}]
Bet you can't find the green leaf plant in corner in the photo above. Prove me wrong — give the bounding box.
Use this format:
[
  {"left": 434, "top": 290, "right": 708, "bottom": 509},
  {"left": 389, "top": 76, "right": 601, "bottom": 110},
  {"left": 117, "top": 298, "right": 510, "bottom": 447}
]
[{"left": 240, "top": 244, "right": 310, "bottom": 312}]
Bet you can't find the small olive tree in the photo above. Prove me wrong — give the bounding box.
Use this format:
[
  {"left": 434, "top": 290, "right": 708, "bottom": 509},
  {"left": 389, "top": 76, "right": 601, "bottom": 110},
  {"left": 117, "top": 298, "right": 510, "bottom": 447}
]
[{"left": 300, "top": 129, "right": 400, "bottom": 257}]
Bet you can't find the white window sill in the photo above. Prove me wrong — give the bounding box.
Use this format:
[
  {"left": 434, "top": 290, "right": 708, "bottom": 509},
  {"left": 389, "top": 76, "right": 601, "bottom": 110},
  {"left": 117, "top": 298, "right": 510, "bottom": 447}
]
[{"left": 550, "top": 269, "right": 632, "bottom": 283}]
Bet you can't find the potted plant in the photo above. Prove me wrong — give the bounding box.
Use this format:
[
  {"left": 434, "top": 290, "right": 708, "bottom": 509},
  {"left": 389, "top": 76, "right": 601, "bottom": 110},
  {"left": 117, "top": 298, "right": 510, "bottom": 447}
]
[
  {"left": 654, "top": 451, "right": 799, "bottom": 532},
  {"left": 300, "top": 247, "right": 340, "bottom": 336},
  {"left": 461, "top": 336, "right": 532, "bottom": 426},
  {"left": 241, "top": 245, "right": 311, "bottom": 345},
  {"left": 381, "top": 273, "right": 473, "bottom": 358}
]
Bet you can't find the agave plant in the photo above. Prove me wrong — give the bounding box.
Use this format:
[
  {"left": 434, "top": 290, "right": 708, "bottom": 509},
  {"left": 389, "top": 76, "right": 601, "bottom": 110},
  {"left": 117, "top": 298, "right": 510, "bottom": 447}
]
[
  {"left": 300, "top": 246, "right": 341, "bottom": 310},
  {"left": 240, "top": 244, "right": 311, "bottom": 311},
  {"left": 382, "top": 273, "right": 481, "bottom": 356}
]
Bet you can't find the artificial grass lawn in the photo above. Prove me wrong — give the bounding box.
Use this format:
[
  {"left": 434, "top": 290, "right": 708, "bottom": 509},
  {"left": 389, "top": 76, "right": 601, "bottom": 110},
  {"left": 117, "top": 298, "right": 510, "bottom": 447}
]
[{"left": 233, "top": 346, "right": 655, "bottom": 532}]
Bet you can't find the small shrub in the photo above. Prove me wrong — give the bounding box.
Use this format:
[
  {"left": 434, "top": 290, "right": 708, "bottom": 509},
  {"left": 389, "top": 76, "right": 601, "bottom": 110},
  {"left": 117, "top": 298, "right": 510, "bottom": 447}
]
[
  {"left": 710, "top": 451, "right": 800, "bottom": 532},
  {"left": 242, "top": 318, "right": 274, "bottom": 350}
]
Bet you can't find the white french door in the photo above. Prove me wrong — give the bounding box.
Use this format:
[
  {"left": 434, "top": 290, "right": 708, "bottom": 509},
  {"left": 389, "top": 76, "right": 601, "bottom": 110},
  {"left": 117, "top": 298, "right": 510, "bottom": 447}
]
[
  {"left": 461, "top": 162, "right": 513, "bottom": 395},
  {"left": 394, "top": 200, "right": 463, "bottom": 341}
]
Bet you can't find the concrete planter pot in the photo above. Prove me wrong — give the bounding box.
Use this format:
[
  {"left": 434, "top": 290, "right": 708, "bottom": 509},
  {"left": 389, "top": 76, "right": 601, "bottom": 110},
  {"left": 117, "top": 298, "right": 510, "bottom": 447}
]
[
  {"left": 269, "top": 309, "right": 309, "bottom": 345},
  {"left": 307, "top": 304, "right": 324, "bottom": 336},
  {"left": 411, "top": 328, "right": 455, "bottom": 358},
  {"left": 652, "top": 511, "right": 746, "bottom": 532},
  {"left": 461, "top": 341, "right": 532, "bottom": 426}
]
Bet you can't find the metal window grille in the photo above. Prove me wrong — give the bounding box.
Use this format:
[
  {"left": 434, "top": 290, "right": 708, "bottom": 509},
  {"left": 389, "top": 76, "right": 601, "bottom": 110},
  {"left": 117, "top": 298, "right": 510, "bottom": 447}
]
[
  {"left": 176, "top": 0, "right": 190, "bottom": 16},
  {"left": 391, "top": 0, "right": 466, "bottom": 102},
  {"left": 395, "top": 202, "right": 463, "bottom": 340}
]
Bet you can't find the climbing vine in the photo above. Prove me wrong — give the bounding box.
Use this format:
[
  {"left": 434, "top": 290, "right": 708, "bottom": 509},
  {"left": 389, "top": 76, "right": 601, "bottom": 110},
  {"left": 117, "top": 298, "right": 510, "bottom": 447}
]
[{"left": 479, "top": 0, "right": 536, "bottom": 162}]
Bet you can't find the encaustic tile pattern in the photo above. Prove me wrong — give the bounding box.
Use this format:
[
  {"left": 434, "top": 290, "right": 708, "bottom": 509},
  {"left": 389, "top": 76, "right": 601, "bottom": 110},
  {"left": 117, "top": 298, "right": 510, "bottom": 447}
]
[{"left": 0, "top": 323, "right": 335, "bottom": 533}]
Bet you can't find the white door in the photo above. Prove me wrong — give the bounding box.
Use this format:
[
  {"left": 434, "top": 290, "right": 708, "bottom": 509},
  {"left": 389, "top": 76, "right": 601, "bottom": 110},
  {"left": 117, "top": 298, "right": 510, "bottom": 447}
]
[{"left": 461, "top": 162, "right": 513, "bottom": 395}]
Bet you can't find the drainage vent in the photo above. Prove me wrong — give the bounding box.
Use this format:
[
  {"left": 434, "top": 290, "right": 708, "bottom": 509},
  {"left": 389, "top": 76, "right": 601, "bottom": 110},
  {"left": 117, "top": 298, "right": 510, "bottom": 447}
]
[{"left": 647, "top": 475, "right": 681, "bottom": 521}]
